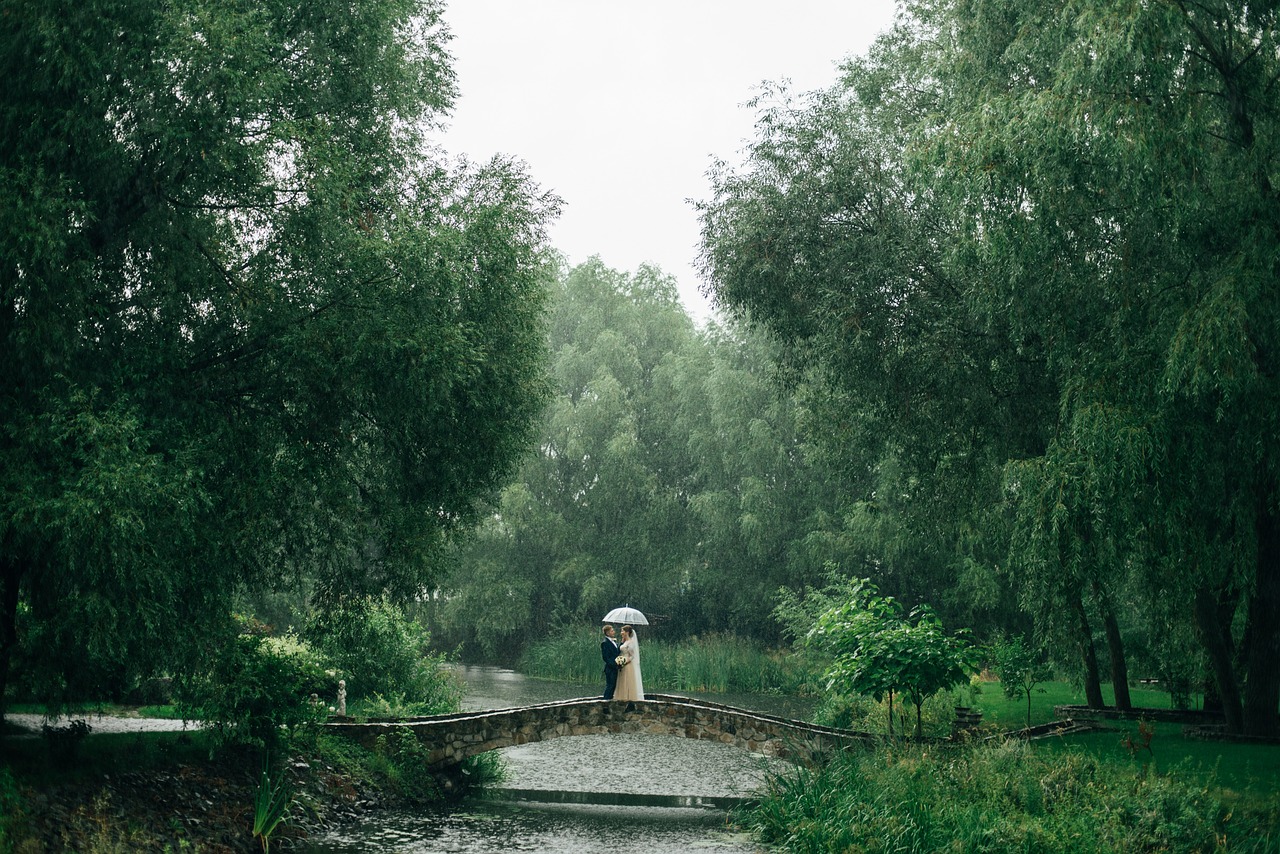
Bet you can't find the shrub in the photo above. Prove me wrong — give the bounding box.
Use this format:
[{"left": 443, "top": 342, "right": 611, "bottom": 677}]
[
  {"left": 0, "top": 766, "right": 25, "bottom": 850},
  {"left": 811, "top": 690, "right": 957, "bottom": 738},
  {"left": 176, "top": 633, "right": 326, "bottom": 749},
  {"left": 306, "top": 597, "right": 459, "bottom": 711}
]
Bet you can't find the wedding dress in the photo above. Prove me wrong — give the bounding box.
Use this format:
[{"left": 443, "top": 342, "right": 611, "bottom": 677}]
[{"left": 614, "top": 633, "right": 645, "bottom": 701}]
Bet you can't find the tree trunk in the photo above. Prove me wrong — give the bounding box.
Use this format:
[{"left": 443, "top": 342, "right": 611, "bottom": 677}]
[
  {"left": 1075, "top": 596, "right": 1105, "bottom": 708},
  {"left": 0, "top": 557, "right": 21, "bottom": 726},
  {"left": 1194, "top": 582, "right": 1245, "bottom": 734},
  {"left": 1242, "top": 494, "right": 1280, "bottom": 737},
  {"left": 1093, "top": 580, "right": 1132, "bottom": 711}
]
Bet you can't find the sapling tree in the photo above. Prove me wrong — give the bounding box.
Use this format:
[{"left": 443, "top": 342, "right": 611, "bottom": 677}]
[
  {"left": 807, "top": 579, "right": 975, "bottom": 739},
  {"left": 992, "top": 634, "right": 1052, "bottom": 729},
  {"left": 896, "top": 607, "right": 978, "bottom": 740}
]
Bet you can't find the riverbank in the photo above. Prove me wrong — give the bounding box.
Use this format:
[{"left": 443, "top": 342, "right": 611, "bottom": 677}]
[{"left": 1, "top": 721, "right": 483, "bottom": 852}]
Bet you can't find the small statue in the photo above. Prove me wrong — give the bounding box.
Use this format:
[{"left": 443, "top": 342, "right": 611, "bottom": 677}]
[{"left": 336, "top": 679, "right": 347, "bottom": 716}]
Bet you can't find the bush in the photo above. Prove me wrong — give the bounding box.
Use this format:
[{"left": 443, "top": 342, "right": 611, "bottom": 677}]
[
  {"left": 811, "top": 690, "right": 958, "bottom": 738},
  {"left": 176, "top": 633, "right": 326, "bottom": 749},
  {"left": 0, "top": 766, "right": 25, "bottom": 849},
  {"left": 306, "top": 597, "right": 459, "bottom": 712}
]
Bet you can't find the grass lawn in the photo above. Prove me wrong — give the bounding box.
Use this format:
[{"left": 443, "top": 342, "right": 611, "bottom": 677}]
[
  {"left": 970, "top": 679, "right": 1280, "bottom": 803},
  {"left": 4, "top": 702, "right": 184, "bottom": 720}
]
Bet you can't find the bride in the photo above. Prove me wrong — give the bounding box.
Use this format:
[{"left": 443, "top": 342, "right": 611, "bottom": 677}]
[{"left": 613, "top": 624, "right": 645, "bottom": 702}]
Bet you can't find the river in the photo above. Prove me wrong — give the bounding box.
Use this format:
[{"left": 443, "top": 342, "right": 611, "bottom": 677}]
[{"left": 305, "top": 665, "right": 814, "bottom": 853}]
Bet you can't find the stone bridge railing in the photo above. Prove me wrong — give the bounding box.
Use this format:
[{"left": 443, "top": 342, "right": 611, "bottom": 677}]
[{"left": 325, "top": 694, "right": 876, "bottom": 772}]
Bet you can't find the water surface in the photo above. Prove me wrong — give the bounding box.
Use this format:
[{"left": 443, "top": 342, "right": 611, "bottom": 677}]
[{"left": 307, "top": 665, "right": 794, "bottom": 852}]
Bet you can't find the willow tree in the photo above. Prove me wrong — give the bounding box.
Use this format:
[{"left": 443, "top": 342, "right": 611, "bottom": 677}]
[
  {"left": 927, "top": 0, "right": 1280, "bottom": 736},
  {"left": 701, "top": 0, "right": 1279, "bottom": 735},
  {"left": 0, "top": 0, "right": 556, "bottom": 716},
  {"left": 698, "top": 50, "right": 1056, "bottom": 647}
]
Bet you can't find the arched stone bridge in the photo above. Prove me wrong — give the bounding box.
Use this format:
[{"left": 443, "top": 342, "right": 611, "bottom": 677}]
[{"left": 325, "top": 693, "right": 876, "bottom": 772}]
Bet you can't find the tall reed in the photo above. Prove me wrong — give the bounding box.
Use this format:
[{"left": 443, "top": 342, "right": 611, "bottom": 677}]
[{"left": 520, "top": 627, "right": 816, "bottom": 696}]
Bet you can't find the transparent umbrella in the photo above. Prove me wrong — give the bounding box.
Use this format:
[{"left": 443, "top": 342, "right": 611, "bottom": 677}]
[{"left": 602, "top": 605, "right": 649, "bottom": 625}]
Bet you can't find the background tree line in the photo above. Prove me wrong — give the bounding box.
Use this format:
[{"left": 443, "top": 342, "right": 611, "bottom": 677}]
[
  {"left": 437, "top": 0, "right": 1278, "bottom": 739},
  {"left": 3, "top": 0, "right": 1275, "bottom": 744},
  {"left": 695, "top": 0, "right": 1279, "bottom": 737}
]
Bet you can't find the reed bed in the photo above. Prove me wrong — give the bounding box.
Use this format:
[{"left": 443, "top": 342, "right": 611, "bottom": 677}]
[{"left": 519, "top": 626, "right": 815, "bottom": 696}]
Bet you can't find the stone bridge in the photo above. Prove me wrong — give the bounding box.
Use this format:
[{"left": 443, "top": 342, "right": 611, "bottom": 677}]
[{"left": 325, "top": 693, "right": 876, "bottom": 772}]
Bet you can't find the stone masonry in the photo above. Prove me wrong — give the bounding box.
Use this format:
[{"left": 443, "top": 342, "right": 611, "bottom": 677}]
[{"left": 325, "top": 693, "right": 874, "bottom": 772}]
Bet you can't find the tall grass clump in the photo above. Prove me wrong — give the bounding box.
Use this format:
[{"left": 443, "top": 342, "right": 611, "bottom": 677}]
[
  {"left": 520, "top": 626, "right": 815, "bottom": 695},
  {"left": 743, "top": 739, "right": 1279, "bottom": 853},
  {"left": 520, "top": 624, "right": 604, "bottom": 684},
  {"left": 811, "top": 690, "right": 959, "bottom": 738},
  {"left": 645, "top": 633, "right": 813, "bottom": 695}
]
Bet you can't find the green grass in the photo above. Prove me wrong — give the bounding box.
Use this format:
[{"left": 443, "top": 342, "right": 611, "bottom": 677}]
[
  {"left": 959, "top": 679, "right": 1280, "bottom": 797},
  {"left": 4, "top": 702, "right": 185, "bottom": 720},
  {"left": 520, "top": 625, "right": 817, "bottom": 695},
  {"left": 966, "top": 678, "right": 1199, "bottom": 730},
  {"left": 743, "top": 739, "right": 1280, "bottom": 853}
]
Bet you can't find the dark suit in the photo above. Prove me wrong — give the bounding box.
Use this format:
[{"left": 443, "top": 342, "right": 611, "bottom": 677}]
[{"left": 601, "top": 635, "right": 621, "bottom": 699}]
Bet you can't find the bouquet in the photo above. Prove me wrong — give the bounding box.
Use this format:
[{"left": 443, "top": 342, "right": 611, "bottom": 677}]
[{"left": 615, "top": 654, "right": 629, "bottom": 667}]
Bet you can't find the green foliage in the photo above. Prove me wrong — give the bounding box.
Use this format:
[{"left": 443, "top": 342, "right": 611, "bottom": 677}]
[
  {"left": 355, "top": 691, "right": 445, "bottom": 719},
  {"left": 519, "top": 624, "right": 606, "bottom": 685},
  {"left": 744, "top": 740, "right": 1276, "bottom": 853},
  {"left": 807, "top": 579, "right": 977, "bottom": 738},
  {"left": 811, "top": 690, "right": 957, "bottom": 739},
  {"left": 431, "top": 257, "right": 857, "bottom": 656},
  {"left": 311, "top": 727, "right": 502, "bottom": 805},
  {"left": 306, "top": 597, "right": 460, "bottom": 710},
  {"left": 646, "top": 633, "right": 813, "bottom": 695},
  {"left": 0, "top": 0, "right": 555, "bottom": 718},
  {"left": 991, "top": 635, "right": 1053, "bottom": 728},
  {"left": 519, "top": 624, "right": 813, "bottom": 695},
  {"left": 699, "top": 0, "right": 1280, "bottom": 736},
  {"left": 251, "top": 759, "right": 291, "bottom": 854},
  {"left": 370, "top": 728, "right": 442, "bottom": 803},
  {"left": 0, "top": 766, "right": 24, "bottom": 851},
  {"left": 176, "top": 633, "right": 326, "bottom": 750}
]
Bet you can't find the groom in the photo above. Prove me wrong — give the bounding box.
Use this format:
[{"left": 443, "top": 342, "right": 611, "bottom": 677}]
[{"left": 600, "top": 625, "right": 621, "bottom": 699}]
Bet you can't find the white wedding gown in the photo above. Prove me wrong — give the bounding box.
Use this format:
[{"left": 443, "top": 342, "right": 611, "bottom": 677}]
[{"left": 614, "top": 635, "right": 645, "bottom": 701}]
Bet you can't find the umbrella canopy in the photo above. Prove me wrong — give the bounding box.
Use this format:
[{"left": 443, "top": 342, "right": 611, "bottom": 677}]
[{"left": 602, "top": 606, "right": 649, "bottom": 625}]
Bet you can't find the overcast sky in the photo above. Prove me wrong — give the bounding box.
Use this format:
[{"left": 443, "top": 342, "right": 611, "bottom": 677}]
[{"left": 436, "top": 2, "right": 898, "bottom": 323}]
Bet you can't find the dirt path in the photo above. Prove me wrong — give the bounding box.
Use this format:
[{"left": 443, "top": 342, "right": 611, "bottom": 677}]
[{"left": 5, "top": 711, "right": 199, "bottom": 736}]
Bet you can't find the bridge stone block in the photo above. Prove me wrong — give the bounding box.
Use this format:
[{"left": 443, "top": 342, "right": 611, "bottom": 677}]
[{"left": 325, "top": 695, "right": 873, "bottom": 774}]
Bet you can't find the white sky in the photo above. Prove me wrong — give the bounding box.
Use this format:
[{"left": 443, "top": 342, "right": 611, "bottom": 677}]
[{"left": 436, "top": 1, "right": 899, "bottom": 323}]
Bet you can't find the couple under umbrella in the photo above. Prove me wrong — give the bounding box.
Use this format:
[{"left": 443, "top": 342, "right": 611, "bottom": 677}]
[{"left": 601, "top": 606, "right": 646, "bottom": 701}]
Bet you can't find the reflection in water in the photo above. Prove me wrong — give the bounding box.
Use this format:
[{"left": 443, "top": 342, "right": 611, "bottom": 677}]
[
  {"left": 306, "top": 799, "right": 763, "bottom": 853},
  {"left": 453, "top": 663, "right": 816, "bottom": 720},
  {"left": 306, "top": 665, "right": 793, "bottom": 853},
  {"left": 499, "top": 733, "right": 783, "bottom": 800}
]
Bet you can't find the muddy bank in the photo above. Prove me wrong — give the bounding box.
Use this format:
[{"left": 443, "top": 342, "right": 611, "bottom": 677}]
[{"left": 7, "top": 744, "right": 413, "bottom": 852}]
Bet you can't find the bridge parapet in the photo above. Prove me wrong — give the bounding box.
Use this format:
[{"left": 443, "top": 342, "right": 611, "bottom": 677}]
[{"left": 325, "top": 694, "right": 875, "bottom": 772}]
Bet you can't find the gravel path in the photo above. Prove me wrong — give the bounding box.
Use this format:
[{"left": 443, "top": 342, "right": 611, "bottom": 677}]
[{"left": 5, "top": 712, "right": 199, "bottom": 736}]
